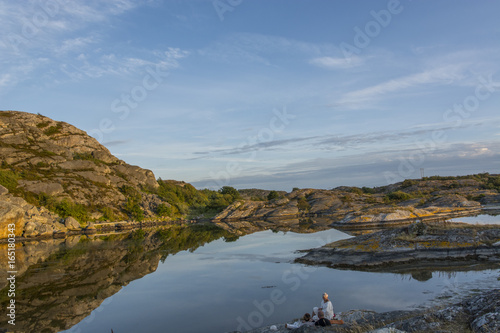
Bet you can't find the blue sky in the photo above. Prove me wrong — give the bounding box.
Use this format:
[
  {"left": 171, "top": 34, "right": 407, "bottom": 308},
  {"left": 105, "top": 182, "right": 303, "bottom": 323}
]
[{"left": 1, "top": 0, "right": 500, "bottom": 191}]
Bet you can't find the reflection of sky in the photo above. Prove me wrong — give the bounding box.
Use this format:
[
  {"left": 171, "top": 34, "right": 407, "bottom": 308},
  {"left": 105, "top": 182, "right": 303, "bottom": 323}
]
[
  {"left": 449, "top": 214, "right": 500, "bottom": 225},
  {"left": 62, "top": 229, "right": 500, "bottom": 333}
]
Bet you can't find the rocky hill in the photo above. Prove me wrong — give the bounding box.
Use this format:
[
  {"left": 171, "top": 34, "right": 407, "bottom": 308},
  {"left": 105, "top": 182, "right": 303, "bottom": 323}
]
[
  {"left": 0, "top": 111, "right": 244, "bottom": 239},
  {"left": 0, "top": 110, "right": 161, "bottom": 210}
]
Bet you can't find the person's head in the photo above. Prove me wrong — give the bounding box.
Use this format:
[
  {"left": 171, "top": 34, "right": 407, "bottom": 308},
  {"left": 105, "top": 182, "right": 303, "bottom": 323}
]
[
  {"left": 322, "top": 292, "right": 329, "bottom": 301},
  {"left": 303, "top": 313, "right": 311, "bottom": 321},
  {"left": 318, "top": 310, "right": 325, "bottom": 319}
]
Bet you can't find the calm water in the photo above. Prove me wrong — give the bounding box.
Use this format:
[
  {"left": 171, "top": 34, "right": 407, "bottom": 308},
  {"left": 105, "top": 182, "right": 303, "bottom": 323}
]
[
  {"left": 62, "top": 228, "right": 498, "bottom": 333},
  {"left": 1, "top": 222, "right": 498, "bottom": 333},
  {"left": 449, "top": 213, "right": 500, "bottom": 224}
]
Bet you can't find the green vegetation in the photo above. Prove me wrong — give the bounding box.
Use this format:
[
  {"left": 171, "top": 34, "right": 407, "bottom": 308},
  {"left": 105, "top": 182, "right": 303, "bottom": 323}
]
[
  {"left": 401, "top": 179, "right": 419, "bottom": 188},
  {"left": 349, "top": 187, "right": 363, "bottom": 195},
  {"left": 0, "top": 169, "right": 19, "bottom": 192},
  {"left": 43, "top": 122, "right": 63, "bottom": 136},
  {"left": 120, "top": 185, "right": 144, "bottom": 221},
  {"left": 36, "top": 121, "right": 51, "bottom": 128},
  {"left": 483, "top": 174, "right": 500, "bottom": 192},
  {"left": 384, "top": 190, "right": 413, "bottom": 203},
  {"left": 155, "top": 180, "right": 240, "bottom": 218},
  {"left": 267, "top": 190, "right": 280, "bottom": 200},
  {"left": 156, "top": 203, "right": 172, "bottom": 217},
  {"left": 155, "top": 224, "right": 238, "bottom": 260},
  {"left": 297, "top": 196, "right": 311, "bottom": 211},
  {"left": 98, "top": 206, "right": 117, "bottom": 221},
  {"left": 38, "top": 193, "right": 90, "bottom": 224},
  {"left": 73, "top": 152, "right": 103, "bottom": 164}
]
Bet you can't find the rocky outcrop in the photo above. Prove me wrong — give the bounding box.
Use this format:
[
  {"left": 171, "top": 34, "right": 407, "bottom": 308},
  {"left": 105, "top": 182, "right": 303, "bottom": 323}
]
[
  {"left": 296, "top": 222, "right": 500, "bottom": 270},
  {"left": 0, "top": 185, "right": 62, "bottom": 238},
  {"left": 215, "top": 176, "right": 499, "bottom": 228},
  {"left": 240, "top": 289, "right": 500, "bottom": 333}
]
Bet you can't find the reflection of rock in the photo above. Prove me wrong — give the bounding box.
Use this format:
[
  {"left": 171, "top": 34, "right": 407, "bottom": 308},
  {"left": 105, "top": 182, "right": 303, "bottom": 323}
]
[
  {"left": 214, "top": 218, "right": 331, "bottom": 236},
  {"left": 411, "top": 270, "right": 433, "bottom": 282},
  {"left": 0, "top": 225, "right": 234, "bottom": 332}
]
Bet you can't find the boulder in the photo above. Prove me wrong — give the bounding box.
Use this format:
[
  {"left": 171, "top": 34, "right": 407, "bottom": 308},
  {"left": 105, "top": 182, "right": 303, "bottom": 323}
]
[
  {"left": 85, "top": 221, "right": 96, "bottom": 230},
  {"left": 23, "top": 221, "right": 38, "bottom": 237},
  {"left": 0, "top": 200, "right": 25, "bottom": 237},
  {"left": 65, "top": 217, "right": 81, "bottom": 230},
  {"left": 21, "top": 181, "right": 64, "bottom": 196},
  {"left": 0, "top": 184, "right": 8, "bottom": 196}
]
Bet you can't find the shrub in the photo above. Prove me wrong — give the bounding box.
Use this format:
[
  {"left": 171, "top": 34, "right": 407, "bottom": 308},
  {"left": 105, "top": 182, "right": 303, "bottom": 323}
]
[
  {"left": 156, "top": 203, "right": 172, "bottom": 217},
  {"left": 36, "top": 121, "right": 50, "bottom": 128},
  {"left": 297, "top": 196, "right": 311, "bottom": 211},
  {"left": 43, "top": 123, "right": 62, "bottom": 136},
  {"left": 219, "top": 186, "right": 240, "bottom": 200},
  {"left": 385, "top": 190, "right": 412, "bottom": 202},
  {"left": 349, "top": 187, "right": 363, "bottom": 195},
  {"left": 401, "top": 179, "right": 418, "bottom": 188},
  {"left": 362, "top": 186, "right": 376, "bottom": 194},
  {"left": 267, "top": 191, "right": 280, "bottom": 201},
  {"left": 53, "top": 199, "right": 90, "bottom": 223},
  {"left": 0, "top": 169, "right": 19, "bottom": 192}
]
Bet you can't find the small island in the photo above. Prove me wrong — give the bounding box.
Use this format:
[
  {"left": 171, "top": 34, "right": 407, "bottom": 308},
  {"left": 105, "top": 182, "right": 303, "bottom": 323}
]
[{"left": 295, "top": 221, "right": 500, "bottom": 271}]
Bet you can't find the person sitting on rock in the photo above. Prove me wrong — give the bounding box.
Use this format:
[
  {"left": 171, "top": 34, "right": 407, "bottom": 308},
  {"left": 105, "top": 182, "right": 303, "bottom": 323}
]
[
  {"left": 285, "top": 313, "right": 314, "bottom": 329},
  {"left": 313, "top": 292, "right": 335, "bottom": 321},
  {"left": 314, "top": 310, "right": 331, "bottom": 327}
]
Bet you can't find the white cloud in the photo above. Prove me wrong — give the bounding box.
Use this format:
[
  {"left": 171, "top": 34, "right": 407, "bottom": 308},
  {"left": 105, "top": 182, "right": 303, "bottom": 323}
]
[
  {"left": 338, "top": 64, "right": 466, "bottom": 108},
  {"left": 309, "top": 56, "right": 364, "bottom": 70},
  {"left": 0, "top": 74, "right": 12, "bottom": 87},
  {"left": 199, "top": 32, "right": 338, "bottom": 66},
  {"left": 58, "top": 47, "right": 189, "bottom": 81},
  {"left": 55, "top": 36, "right": 98, "bottom": 55}
]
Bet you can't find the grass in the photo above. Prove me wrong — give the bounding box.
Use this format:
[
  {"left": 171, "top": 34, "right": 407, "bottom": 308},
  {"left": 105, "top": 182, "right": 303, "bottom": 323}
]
[
  {"left": 43, "top": 122, "right": 63, "bottom": 136},
  {"left": 0, "top": 169, "right": 19, "bottom": 192}
]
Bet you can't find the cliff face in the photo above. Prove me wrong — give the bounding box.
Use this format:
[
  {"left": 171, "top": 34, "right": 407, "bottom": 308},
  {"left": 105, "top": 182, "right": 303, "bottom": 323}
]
[{"left": 0, "top": 111, "right": 165, "bottom": 237}]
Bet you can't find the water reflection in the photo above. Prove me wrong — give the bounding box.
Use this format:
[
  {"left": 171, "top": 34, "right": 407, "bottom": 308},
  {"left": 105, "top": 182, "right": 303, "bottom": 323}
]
[
  {"left": 0, "top": 224, "right": 236, "bottom": 333},
  {"left": 0, "top": 220, "right": 498, "bottom": 333}
]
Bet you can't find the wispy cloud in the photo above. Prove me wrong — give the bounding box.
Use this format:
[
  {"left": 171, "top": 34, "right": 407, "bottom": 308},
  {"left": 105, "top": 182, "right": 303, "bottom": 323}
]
[
  {"left": 191, "top": 140, "right": 500, "bottom": 190},
  {"left": 55, "top": 36, "right": 99, "bottom": 55},
  {"left": 338, "top": 64, "right": 467, "bottom": 107},
  {"left": 58, "top": 47, "right": 189, "bottom": 81},
  {"left": 309, "top": 56, "right": 364, "bottom": 70},
  {"left": 191, "top": 124, "right": 465, "bottom": 157},
  {"left": 198, "top": 32, "right": 338, "bottom": 66}
]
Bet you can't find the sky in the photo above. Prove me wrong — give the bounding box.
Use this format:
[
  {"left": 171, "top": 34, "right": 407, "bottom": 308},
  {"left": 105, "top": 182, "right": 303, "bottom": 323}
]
[{"left": 1, "top": 0, "right": 500, "bottom": 191}]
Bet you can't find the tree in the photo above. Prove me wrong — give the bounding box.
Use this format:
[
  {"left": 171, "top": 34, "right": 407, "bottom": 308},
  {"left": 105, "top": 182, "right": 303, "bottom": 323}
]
[
  {"left": 219, "top": 186, "right": 240, "bottom": 201},
  {"left": 267, "top": 191, "right": 280, "bottom": 201}
]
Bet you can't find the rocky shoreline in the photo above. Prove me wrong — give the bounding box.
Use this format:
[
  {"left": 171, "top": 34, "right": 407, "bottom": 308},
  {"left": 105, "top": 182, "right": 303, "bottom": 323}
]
[
  {"left": 235, "top": 289, "right": 500, "bottom": 333},
  {"left": 295, "top": 222, "right": 500, "bottom": 271}
]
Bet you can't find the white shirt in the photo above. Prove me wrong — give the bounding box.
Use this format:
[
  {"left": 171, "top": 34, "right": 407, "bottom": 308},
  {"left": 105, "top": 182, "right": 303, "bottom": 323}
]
[{"left": 321, "top": 300, "right": 334, "bottom": 320}]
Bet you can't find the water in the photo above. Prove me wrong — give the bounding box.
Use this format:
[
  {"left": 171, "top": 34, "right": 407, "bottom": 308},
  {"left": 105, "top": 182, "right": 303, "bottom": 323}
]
[
  {"left": 1, "top": 225, "right": 498, "bottom": 333},
  {"left": 449, "top": 213, "right": 500, "bottom": 225}
]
